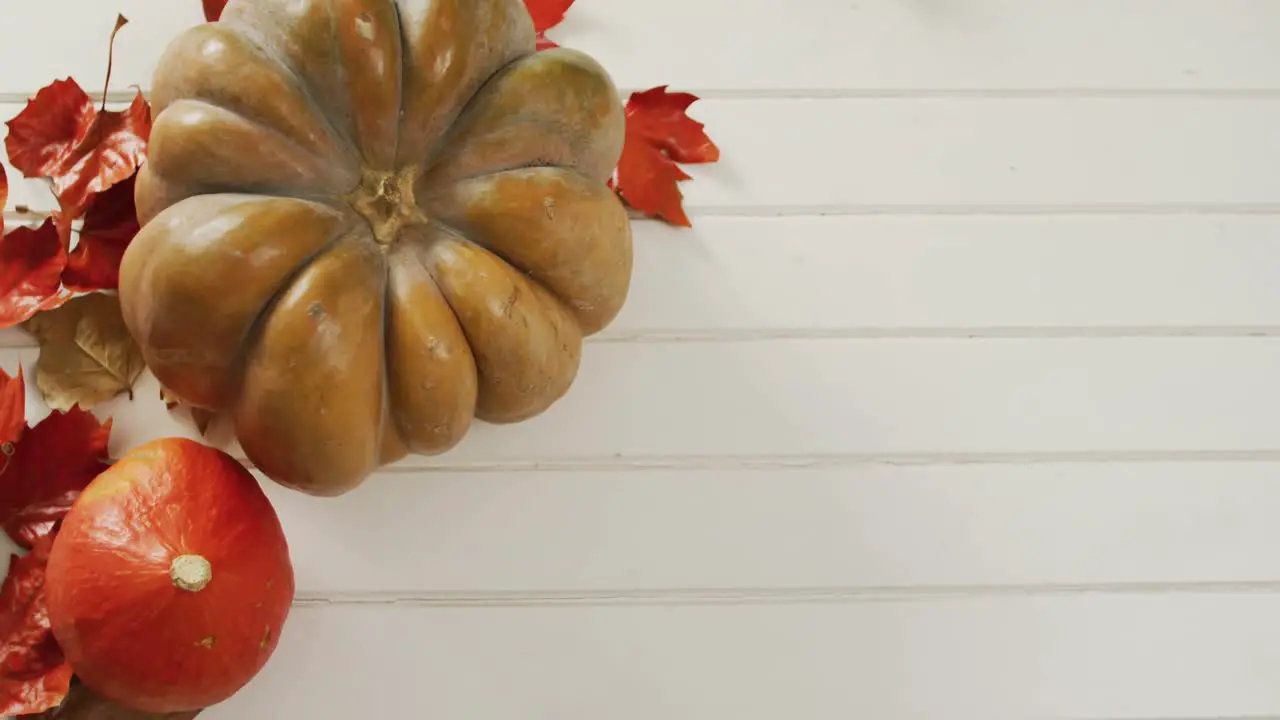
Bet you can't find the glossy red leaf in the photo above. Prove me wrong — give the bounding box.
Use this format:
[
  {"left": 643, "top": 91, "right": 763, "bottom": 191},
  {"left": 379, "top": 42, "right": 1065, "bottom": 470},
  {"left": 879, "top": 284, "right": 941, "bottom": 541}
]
[
  {"left": 3, "top": 80, "right": 95, "bottom": 193},
  {"left": 613, "top": 86, "right": 720, "bottom": 227},
  {"left": 4, "top": 82, "right": 149, "bottom": 216},
  {"left": 0, "top": 367, "right": 25, "bottom": 448},
  {"left": 0, "top": 407, "right": 111, "bottom": 550},
  {"left": 0, "top": 218, "right": 71, "bottom": 330},
  {"left": 525, "top": 0, "right": 575, "bottom": 29},
  {"left": 3, "top": 17, "right": 150, "bottom": 215},
  {"left": 61, "top": 174, "right": 140, "bottom": 292},
  {"left": 203, "top": 0, "right": 228, "bottom": 22},
  {"left": 0, "top": 533, "right": 72, "bottom": 717},
  {"left": 525, "top": 0, "right": 574, "bottom": 50},
  {"left": 535, "top": 32, "right": 560, "bottom": 51}
]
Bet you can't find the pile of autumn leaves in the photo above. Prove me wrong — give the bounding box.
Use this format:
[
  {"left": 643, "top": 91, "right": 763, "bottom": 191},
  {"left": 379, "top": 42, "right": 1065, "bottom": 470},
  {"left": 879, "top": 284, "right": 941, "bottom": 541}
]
[
  {"left": 0, "top": 369, "right": 113, "bottom": 716},
  {"left": 0, "top": 15, "right": 151, "bottom": 713},
  {"left": 0, "top": 14, "right": 149, "bottom": 418},
  {"left": 0, "top": 74, "right": 147, "bottom": 328}
]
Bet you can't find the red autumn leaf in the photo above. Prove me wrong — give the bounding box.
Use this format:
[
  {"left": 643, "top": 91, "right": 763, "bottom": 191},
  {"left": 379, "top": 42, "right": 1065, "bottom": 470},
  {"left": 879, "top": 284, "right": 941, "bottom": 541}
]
[
  {"left": 0, "top": 218, "right": 72, "bottom": 330},
  {"left": 161, "top": 388, "right": 217, "bottom": 437},
  {"left": 61, "top": 174, "right": 140, "bottom": 293},
  {"left": 3, "top": 79, "right": 95, "bottom": 200},
  {"left": 0, "top": 367, "right": 25, "bottom": 448},
  {"left": 1, "top": 164, "right": 8, "bottom": 235},
  {"left": 0, "top": 401, "right": 112, "bottom": 550},
  {"left": 535, "top": 32, "right": 560, "bottom": 51},
  {"left": 0, "top": 533, "right": 72, "bottom": 716},
  {"left": 525, "top": 0, "right": 575, "bottom": 50},
  {"left": 525, "top": 0, "right": 575, "bottom": 29},
  {"left": 3, "top": 16, "right": 150, "bottom": 215},
  {"left": 203, "top": 0, "right": 228, "bottom": 22},
  {"left": 5, "top": 84, "right": 149, "bottom": 218},
  {"left": 613, "top": 86, "right": 720, "bottom": 227}
]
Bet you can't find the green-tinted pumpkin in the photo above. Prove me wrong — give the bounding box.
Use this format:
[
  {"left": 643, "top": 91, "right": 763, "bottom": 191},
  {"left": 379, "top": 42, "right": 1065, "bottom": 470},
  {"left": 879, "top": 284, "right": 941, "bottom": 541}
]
[{"left": 120, "top": 0, "right": 632, "bottom": 496}]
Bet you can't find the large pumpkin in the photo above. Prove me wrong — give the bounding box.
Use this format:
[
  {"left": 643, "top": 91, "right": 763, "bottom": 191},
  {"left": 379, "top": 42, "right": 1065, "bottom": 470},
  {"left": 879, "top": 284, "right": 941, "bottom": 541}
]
[
  {"left": 119, "top": 0, "right": 632, "bottom": 496},
  {"left": 45, "top": 438, "right": 295, "bottom": 713}
]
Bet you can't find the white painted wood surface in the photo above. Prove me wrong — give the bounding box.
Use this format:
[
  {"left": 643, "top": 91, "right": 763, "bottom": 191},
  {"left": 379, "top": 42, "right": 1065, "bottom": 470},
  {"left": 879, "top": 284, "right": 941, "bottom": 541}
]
[{"left": 3, "top": 1, "right": 1280, "bottom": 718}]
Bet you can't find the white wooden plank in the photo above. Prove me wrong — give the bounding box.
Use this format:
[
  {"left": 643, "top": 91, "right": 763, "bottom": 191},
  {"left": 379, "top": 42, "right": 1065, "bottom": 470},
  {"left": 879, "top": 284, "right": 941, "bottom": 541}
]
[
  {"left": 620, "top": 97, "right": 1280, "bottom": 210},
  {"left": 662, "top": 97, "right": 1280, "bottom": 210},
  {"left": 4, "top": 1, "right": 1280, "bottom": 95},
  {"left": 429, "top": 337, "right": 1280, "bottom": 461},
  {"left": 612, "top": 215, "right": 1280, "bottom": 336},
  {"left": 3, "top": 338, "right": 1279, "bottom": 465},
  {"left": 265, "top": 463, "right": 1280, "bottom": 595},
  {"left": 7, "top": 215, "right": 1280, "bottom": 340},
  {"left": 562, "top": 0, "right": 1280, "bottom": 93},
  {"left": 7, "top": 98, "right": 1280, "bottom": 213},
  {"left": 204, "top": 595, "right": 1280, "bottom": 719}
]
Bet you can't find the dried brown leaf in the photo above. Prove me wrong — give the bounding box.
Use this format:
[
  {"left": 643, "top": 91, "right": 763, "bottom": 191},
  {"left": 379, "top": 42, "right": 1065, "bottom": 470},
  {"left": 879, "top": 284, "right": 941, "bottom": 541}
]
[
  {"left": 190, "top": 408, "right": 216, "bottom": 436},
  {"left": 21, "top": 293, "right": 144, "bottom": 411},
  {"left": 158, "top": 388, "right": 216, "bottom": 437},
  {"left": 158, "top": 386, "right": 180, "bottom": 411}
]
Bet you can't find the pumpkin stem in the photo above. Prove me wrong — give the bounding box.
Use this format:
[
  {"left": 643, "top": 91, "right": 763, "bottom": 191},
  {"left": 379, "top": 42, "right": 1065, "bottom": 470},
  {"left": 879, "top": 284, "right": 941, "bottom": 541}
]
[
  {"left": 344, "top": 165, "right": 428, "bottom": 245},
  {"left": 170, "top": 554, "right": 213, "bottom": 592}
]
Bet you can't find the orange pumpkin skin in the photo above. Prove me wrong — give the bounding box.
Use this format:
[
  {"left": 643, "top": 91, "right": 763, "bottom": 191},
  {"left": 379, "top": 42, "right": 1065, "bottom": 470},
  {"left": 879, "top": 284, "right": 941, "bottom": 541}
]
[
  {"left": 44, "top": 438, "right": 295, "bottom": 714},
  {"left": 118, "top": 0, "right": 633, "bottom": 496}
]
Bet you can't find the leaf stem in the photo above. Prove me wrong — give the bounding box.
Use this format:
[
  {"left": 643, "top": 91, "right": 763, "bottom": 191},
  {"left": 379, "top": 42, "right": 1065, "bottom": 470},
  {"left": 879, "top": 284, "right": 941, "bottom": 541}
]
[{"left": 101, "top": 14, "right": 129, "bottom": 112}]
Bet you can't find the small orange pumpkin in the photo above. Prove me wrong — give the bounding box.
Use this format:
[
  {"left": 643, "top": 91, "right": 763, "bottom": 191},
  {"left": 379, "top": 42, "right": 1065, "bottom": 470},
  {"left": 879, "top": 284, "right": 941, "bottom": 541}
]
[
  {"left": 119, "top": 0, "right": 632, "bottom": 496},
  {"left": 45, "top": 438, "right": 294, "bottom": 714}
]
